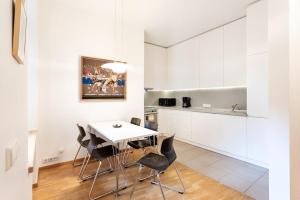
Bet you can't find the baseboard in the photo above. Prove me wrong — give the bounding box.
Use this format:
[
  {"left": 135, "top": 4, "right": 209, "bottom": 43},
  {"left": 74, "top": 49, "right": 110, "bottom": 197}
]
[{"left": 39, "top": 158, "right": 85, "bottom": 170}]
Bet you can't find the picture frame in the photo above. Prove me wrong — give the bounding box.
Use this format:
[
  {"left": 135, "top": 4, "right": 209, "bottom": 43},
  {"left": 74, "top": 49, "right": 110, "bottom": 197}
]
[
  {"left": 80, "top": 56, "right": 127, "bottom": 100},
  {"left": 13, "top": 0, "right": 27, "bottom": 64}
]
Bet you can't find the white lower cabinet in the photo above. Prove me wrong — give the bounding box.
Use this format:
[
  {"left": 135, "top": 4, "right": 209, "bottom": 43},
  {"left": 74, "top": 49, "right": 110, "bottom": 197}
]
[
  {"left": 191, "top": 112, "right": 247, "bottom": 157},
  {"left": 158, "top": 109, "right": 191, "bottom": 141},
  {"left": 158, "top": 109, "right": 170, "bottom": 134},
  {"left": 218, "top": 115, "right": 247, "bottom": 157},
  {"left": 191, "top": 112, "right": 222, "bottom": 150},
  {"left": 169, "top": 110, "right": 192, "bottom": 141},
  {"left": 158, "top": 109, "right": 268, "bottom": 167},
  {"left": 247, "top": 117, "right": 268, "bottom": 165}
]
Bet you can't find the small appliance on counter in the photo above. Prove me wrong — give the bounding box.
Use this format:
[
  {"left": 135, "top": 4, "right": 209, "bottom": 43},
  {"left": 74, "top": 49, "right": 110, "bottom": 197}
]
[
  {"left": 159, "top": 98, "right": 176, "bottom": 107},
  {"left": 182, "top": 97, "right": 191, "bottom": 108}
]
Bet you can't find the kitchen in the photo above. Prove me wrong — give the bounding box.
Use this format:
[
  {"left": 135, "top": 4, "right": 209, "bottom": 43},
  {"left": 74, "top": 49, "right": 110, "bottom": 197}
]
[{"left": 144, "top": 1, "right": 268, "bottom": 199}]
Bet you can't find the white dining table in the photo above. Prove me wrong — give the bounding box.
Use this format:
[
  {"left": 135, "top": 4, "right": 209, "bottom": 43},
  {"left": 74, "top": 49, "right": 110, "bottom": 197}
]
[{"left": 87, "top": 120, "right": 159, "bottom": 199}]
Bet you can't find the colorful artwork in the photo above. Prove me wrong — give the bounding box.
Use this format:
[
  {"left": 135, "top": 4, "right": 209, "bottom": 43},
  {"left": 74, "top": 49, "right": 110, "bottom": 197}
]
[{"left": 81, "top": 56, "right": 126, "bottom": 99}]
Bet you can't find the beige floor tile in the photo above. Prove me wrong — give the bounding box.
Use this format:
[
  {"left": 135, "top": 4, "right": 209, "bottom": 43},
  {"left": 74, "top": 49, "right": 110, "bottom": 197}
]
[{"left": 219, "top": 172, "right": 253, "bottom": 192}]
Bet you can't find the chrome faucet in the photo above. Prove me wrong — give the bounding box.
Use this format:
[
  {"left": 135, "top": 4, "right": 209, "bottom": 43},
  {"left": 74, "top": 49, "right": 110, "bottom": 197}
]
[{"left": 232, "top": 104, "right": 240, "bottom": 112}]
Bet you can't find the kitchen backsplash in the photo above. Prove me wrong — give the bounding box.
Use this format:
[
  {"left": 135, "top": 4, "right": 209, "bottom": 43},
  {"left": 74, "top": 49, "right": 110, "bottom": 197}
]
[{"left": 144, "top": 87, "right": 247, "bottom": 110}]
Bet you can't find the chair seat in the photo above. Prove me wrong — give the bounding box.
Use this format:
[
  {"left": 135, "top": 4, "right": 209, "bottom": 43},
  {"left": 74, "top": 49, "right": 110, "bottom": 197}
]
[
  {"left": 91, "top": 145, "right": 119, "bottom": 161},
  {"left": 128, "top": 140, "right": 152, "bottom": 149},
  {"left": 81, "top": 137, "right": 106, "bottom": 148},
  {"left": 138, "top": 153, "right": 169, "bottom": 172},
  {"left": 81, "top": 139, "right": 90, "bottom": 148}
]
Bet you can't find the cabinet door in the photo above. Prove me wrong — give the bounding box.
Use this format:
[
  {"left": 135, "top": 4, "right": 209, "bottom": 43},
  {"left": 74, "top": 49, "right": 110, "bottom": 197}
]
[
  {"left": 191, "top": 112, "right": 221, "bottom": 149},
  {"left": 167, "top": 37, "right": 198, "bottom": 89},
  {"left": 169, "top": 110, "right": 191, "bottom": 141},
  {"left": 247, "top": 53, "right": 268, "bottom": 117},
  {"left": 198, "top": 28, "right": 223, "bottom": 88},
  {"left": 246, "top": 0, "right": 268, "bottom": 55},
  {"left": 223, "top": 18, "right": 247, "bottom": 86},
  {"left": 219, "top": 115, "right": 247, "bottom": 157},
  {"left": 247, "top": 117, "right": 268, "bottom": 164},
  {"left": 157, "top": 109, "right": 170, "bottom": 134},
  {"left": 144, "top": 44, "right": 167, "bottom": 90}
]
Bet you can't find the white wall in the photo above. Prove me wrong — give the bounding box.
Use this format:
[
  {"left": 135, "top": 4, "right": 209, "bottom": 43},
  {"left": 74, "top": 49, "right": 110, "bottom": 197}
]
[
  {"left": 27, "top": 0, "right": 39, "bottom": 131},
  {"left": 144, "top": 43, "right": 167, "bottom": 89},
  {"left": 290, "top": 0, "right": 300, "bottom": 198},
  {"left": 37, "top": 0, "right": 144, "bottom": 166},
  {"left": 0, "top": 0, "right": 31, "bottom": 199},
  {"left": 268, "top": 0, "right": 290, "bottom": 199}
]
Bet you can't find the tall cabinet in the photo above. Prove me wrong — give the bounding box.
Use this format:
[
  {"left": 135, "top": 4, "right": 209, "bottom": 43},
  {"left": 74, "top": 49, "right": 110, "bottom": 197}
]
[{"left": 246, "top": 0, "right": 269, "bottom": 165}]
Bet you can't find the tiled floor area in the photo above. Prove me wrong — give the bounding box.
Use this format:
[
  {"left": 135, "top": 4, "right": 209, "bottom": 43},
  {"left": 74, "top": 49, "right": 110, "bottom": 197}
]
[{"left": 174, "top": 140, "right": 269, "bottom": 200}]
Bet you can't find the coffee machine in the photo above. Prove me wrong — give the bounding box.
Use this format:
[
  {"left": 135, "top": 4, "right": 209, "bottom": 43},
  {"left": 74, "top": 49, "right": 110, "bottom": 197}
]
[{"left": 182, "top": 97, "right": 191, "bottom": 108}]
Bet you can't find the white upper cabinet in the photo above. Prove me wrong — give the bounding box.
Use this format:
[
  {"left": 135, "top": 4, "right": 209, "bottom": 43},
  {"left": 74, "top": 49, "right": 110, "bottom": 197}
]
[
  {"left": 246, "top": 0, "right": 268, "bottom": 55},
  {"left": 167, "top": 37, "right": 198, "bottom": 89},
  {"left": 247, "top": 53, "right": 268, "bottom": 117},
  {"left": 144, "top": 44, "right": 168, "bottom": 90},
  {"left": 223, "top": 18, "right": 247, "bottom": 86},
  {"left": 198, "top": 28, "right": 224, "bottom": 88}
]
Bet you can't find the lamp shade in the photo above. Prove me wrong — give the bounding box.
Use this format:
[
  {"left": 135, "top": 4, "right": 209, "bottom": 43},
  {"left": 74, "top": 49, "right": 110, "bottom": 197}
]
[{"left": 101, "top": 62, "right": 129, "bottom": 73}]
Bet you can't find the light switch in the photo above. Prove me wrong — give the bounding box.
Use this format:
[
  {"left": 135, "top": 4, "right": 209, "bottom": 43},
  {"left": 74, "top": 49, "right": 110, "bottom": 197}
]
[{"left": 5, "top": 140, "right": 19, "bottom": 171}]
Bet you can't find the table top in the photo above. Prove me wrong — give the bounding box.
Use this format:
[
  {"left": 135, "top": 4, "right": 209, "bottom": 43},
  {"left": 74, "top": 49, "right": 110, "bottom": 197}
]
[{"left": 88, "top": 120, "right": 158, "bottom": 143}]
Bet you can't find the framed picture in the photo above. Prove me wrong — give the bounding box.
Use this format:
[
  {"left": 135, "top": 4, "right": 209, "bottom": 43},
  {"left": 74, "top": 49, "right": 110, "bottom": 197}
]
[
  {"left": 13, "top": 0, "right": 27, "bottom": 64},
  {"left": 80, "top": 56, "right": 127, "bottom": 100}
]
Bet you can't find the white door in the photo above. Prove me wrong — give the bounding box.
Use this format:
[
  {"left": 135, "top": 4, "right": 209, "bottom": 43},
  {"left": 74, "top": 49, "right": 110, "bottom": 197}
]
[
  {"left": 223, "top": 18, "right": 247, "bottom": 86},
  {"left": 198, "top": 28, "right": 224, "bottom": 88}
]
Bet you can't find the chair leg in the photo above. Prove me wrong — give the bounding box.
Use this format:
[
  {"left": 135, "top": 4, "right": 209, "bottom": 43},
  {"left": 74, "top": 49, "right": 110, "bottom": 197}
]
[
  {"left": 150, "top": 164, "right": 185, "bottom": 194},
  {"left": 79, "top": 154, "right": 90, "bottom": 180},
  {"left": 173, "top": 163, "right": 185, "bottom": 193},
  {"left": 156, "top": 173, "right": 167, "bottom": 200},
  {"left": 130, "top": 165, "right": 143, "bottom": 199},
  {"left": 73, "top": 145, "right": 82, "bottom": 167},
  {"left": 138, "top": 169, "right": 154, "bottom": 182},
  {"left": 89, "top": 161, "right": 102, "bottom": 200}
]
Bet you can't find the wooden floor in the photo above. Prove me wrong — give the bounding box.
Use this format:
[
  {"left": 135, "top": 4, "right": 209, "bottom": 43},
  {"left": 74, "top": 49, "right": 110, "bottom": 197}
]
[{"left": 33, "top": 153, "right": 253, "bottom": 200}]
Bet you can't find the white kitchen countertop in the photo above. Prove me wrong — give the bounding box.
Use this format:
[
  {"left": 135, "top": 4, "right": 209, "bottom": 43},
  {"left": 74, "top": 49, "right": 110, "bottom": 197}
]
[{"left": 145, "top": 106, "right": 247, "bottom": 117}]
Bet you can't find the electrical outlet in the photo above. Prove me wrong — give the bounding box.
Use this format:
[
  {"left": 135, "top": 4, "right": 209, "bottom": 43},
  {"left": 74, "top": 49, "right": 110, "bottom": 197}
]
[
  {"left": 42, "top": 156, "right": 59, "bottom": 164},
  {"left": 203, "top": 104, "right": 211, "bottom": 108}
]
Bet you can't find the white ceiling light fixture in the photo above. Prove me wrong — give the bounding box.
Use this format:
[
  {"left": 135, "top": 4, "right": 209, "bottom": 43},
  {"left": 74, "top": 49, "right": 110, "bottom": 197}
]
[{"left": 102, "top": 0, "right": 129, "bottom": 73}]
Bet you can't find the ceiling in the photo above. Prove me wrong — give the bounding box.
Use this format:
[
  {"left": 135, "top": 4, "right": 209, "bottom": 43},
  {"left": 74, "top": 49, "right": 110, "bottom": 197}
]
[{"left": 143, "top": 0, "right": 256, "bottom": 47}]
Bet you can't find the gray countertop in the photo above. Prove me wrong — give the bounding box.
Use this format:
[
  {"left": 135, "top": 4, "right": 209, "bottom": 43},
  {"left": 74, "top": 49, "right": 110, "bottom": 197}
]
[{"left": 145, "top": 106, "right": 248, "bottom": 117}]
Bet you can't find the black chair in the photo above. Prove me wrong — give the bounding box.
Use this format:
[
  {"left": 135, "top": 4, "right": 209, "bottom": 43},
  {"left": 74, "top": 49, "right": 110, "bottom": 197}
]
[
  {"left": 73, "top": 124, "right": 106, "bottom": 167},
  {"left": 130, "top": 135, "right": 185, "bottom": 200},
  {"left": 131, "top": 117, "right": 141, "bottom": 126},
  {"left": 79, "top": 131, "right": 114, "bottom": 181},
  {"left": 80, "top": 132, "right": 119, "bottom": 200},
  {"left": 124, "top": 118, "right": 158, "bottom": 168}
]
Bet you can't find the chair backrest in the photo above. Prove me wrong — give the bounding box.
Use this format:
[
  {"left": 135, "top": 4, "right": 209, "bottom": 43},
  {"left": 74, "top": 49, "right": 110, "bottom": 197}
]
[
  {"left": 160, "top": 135, "right": 177, "bottom": 165},
  {"left": 76, "top": 124, "right": 86, "bottom": 144},
  {"left": 131, "top": 117, "right": 141, "bottom": 126},
  {"left": 146, "top": 135, "right": 158, "bottom": 146},
  {"left": 87, "top": 132, "right": 99, "bottom": 155}
]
